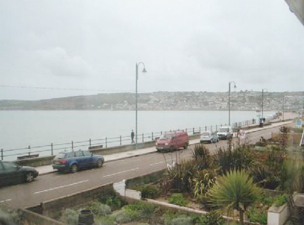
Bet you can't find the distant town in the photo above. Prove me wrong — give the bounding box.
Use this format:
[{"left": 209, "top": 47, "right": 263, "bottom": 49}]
[{"left": 0, "top": 91, "right": 304, "bottom": 111}]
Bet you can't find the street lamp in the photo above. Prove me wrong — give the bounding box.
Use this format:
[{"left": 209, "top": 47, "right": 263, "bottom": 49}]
[
  {"left": 261, "top": 89, "right": 267, "bottom": 119},
  {"left": 135, "top": 62, "right": 147, "bottom": 148},
  {"left": 228, "top": 81, "right": 237, "bottom": 126},
  {"left": 283, "top": 95, "right": 286, "bottom": 121}
]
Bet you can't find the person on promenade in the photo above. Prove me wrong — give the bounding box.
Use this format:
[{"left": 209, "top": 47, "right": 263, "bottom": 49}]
[{"left": 131, "top": 130, "right": 135, "bottom": 144}]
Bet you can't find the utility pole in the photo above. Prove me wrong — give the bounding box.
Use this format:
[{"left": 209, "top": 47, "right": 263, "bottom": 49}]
[{"left": 262, "top": 89, "right": 264, "bottom": 118}]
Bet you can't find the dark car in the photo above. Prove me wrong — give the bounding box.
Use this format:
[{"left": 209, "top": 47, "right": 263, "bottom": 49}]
[
  {"left": 52, "top": 150, "right": 104, "bottom": 173},
  {"left": 0, "top": 161, "right": 39, "bottom": 187}
]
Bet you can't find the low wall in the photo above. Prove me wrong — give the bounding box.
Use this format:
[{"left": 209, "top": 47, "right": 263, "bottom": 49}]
[
  {"left": 27, "top": 183, "right": 115, "bottom": 219},
  {"left": 90, "top": 140, "right": 156, "bottom": 155},
  {"left": 126, "top": 170, "right": 166, "bottom": 189},
  {"left": 16, "top": 134, "right": 200, "bottom": 168},
  {"left": 17, "top": 155, "right": 55, "bottom": 167},
  {"left": 20, "top": 209, "right": 64, "bottom": 225}
]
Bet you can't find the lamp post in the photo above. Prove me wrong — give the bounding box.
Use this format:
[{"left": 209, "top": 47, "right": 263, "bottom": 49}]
[
  {"left": 135, "top": 62, "right": 147, "bottom": 148},
  {"left": 228, "top": 81, "right": 237, "bottom": 126},
  {"left": 261, "top": 89, "right": 267, "bottom": 119},
  {"left": 283, "top": 95, "right": 286, "bottom": 121}
]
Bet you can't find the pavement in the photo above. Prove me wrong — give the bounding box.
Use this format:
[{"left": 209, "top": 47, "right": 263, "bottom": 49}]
[{"left": 36, "top": 119, "right": 295, "bottom": 175}]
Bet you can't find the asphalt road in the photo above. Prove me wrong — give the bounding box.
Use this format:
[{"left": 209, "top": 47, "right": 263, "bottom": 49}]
[{"left": 0, "top": 125, "right": 289, "bottom": 209}]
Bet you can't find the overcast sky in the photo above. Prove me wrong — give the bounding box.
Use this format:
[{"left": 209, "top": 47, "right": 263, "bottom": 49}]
[{"left": 0, "top": 0, "right": 303, "bottom": 100}]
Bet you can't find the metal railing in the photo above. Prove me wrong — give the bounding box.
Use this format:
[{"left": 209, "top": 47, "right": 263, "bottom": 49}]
[{"left": 0, "top": 119, "right": 256, "bottom": 160}]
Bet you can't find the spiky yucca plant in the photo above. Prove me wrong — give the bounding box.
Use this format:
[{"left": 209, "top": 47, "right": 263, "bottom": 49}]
[{"left": 207, "top": 170, "right": 260, "bottom": 225}]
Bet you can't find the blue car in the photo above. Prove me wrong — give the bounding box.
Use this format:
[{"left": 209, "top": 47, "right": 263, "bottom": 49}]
[{"left": 52, "top": 150, "right": 104, "bottom": 173}]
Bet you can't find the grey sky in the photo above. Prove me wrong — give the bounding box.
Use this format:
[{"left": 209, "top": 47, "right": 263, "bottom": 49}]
[{"left": 0, "top": 0, "right": 303, "bottom": 100}]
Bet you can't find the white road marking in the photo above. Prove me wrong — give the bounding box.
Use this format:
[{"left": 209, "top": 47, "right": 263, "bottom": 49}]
[
  {"left": 34, "top": 180, "right": 89, "bottom": 194},
  {"left": 150, "top": 161, "right": 165, "bottom": 166},
  {"left": 0, "top": 199, "right": 11, "bottom": 203},
  {"left": 103, "top": 168, "right": 139, "bottom": 178}
]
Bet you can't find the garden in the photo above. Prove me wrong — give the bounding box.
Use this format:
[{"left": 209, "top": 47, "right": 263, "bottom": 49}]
[
  {"left": 1, "top": 126, "right": 303, "bottom": 225},
  {"left": 57, "top": 125, "right": 303, "bottom": 225},
  {"left": 132, "top": 126, "right": 304, "bottom": 225}
]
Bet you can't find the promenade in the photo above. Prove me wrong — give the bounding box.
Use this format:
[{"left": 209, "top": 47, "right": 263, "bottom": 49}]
[{"left": 36, "top": 119, "right": 294, "bottom": 175}]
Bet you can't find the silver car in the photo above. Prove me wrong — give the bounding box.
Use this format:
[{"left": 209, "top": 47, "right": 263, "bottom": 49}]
[{"left": 200, "top": 131, "right": 219, "bottom": 143}]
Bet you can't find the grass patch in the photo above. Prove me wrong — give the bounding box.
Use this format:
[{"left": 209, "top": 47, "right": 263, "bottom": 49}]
[
  {"left": 168, "top": 193, "right": 188, "bottom": 206},
  {"left": 274, "top": 194, "right": 288, "bottom": 207}
]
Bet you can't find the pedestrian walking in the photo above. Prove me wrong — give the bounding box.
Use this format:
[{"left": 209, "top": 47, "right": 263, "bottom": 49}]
[{"left": 131, "top": 130, "right": 135, "bottom": 143}]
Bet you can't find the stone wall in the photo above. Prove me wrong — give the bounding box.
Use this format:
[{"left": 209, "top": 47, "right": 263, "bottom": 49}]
[{"left": 27, "top": 183, "right": 115, "bottom": 219}]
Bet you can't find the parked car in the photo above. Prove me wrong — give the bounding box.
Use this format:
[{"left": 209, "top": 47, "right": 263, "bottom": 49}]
[
  {"left": 52, "top": 150, "right": 104, "bottom": 173},
  {"left": 0, "top": 161, "right": 39, "bottom": 187},
  {"left": 217, "top": 126, "right": 233, "bottom": 140},
  {"left": 200, "top": 131, "right": 219, "bottom": 143},
  {"left": 156, "top": 131, "right": 189, "bottom": 152}
]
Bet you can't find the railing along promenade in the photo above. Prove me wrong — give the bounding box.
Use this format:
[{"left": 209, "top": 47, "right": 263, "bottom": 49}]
[{"left": 1, "top": 119, "right": 256, "bottom": 160}]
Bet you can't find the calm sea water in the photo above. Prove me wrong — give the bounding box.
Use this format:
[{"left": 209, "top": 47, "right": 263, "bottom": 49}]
[{"left": 0, "top": 110, "right": 273, "bottom": 160}]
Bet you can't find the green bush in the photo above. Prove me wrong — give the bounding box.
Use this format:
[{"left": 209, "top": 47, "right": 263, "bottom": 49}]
[
  {"left": 192, "top": 144, "right": 213, "bottom": 169},
  {"left": 215, "top": 146, "right": 254, "bottom": 175},
  {"left": 200, "top": 211, "right": 224, "bottom": 225},
  {"left": 274, "top": 194, "right": 288, "bottom": 207},
  {"left": 60, "top": 208, "right": 80, "bottom": 225},
  {"left": 171, "top": 215, "right": 193, "bottom": 225},
  {"left": 88, "top": 202, "right": 111, "bottom": 216},
  {"left": 168, "top": 193, "right": 188, "bottom": 206},
  {"left": 113, "top": 201, "right": 157, "bottom": 223},
  {"left": 100, "top": 195, "right": 126, "bottom": 211},
  {"left": 123, "top": 201, "right": 156, "bottom": 218},
  {"left": 161, "top": 212, "right": 175, "bottom": 225},
  {"left": 112, "top": 210, "right": 140, "bottom": 224},
  {"left": 0, "top": 207, "right": 23, "bottom": 225},
  {"left": 141, "top": 184, "right": 160, "bottom": 199},
  {"left": 163, "top": 160, "right": 197, "bottom": 193},
  {"left": 248, "top": 208, "right": 267, "bottom": 224},
  {"left": 258, "top": 193, "right": 274, "bottom": 206},
  {"left": 95, "top": 215, "right": 115, "bottom": 225}
]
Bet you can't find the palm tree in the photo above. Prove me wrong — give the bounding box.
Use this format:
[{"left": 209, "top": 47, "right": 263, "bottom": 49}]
[{"left": 207, "top": 170, "right": 260, "bottom": 225}]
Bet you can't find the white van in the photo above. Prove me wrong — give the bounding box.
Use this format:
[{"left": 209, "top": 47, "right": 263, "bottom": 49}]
[{"left": 217, "top": 126, "right": 233, "bottom": 140}]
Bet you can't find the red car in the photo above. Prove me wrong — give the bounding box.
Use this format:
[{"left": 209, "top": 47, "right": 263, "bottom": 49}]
[{"left": 156, "top": 131, "right": 189, "bottom": 152}]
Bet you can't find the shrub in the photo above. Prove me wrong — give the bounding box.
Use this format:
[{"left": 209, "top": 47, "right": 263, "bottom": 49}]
[
  {"left": 161, "top": 212, "right": 192, "bottom": 225},
  {"left": 214, "top": 145, "right": 254, "bottom": 175},
  {"left": 141, "top": 184, "right": 160, "bottom": 199},
  {"left": 274, "top": 194, "right": 288, "bottom": 207},
  {"left": 168, "top": 193, "right": 188, "bottom": 206},
  {"left": 171, "top": 215, "right": 193, "bottom": 225},
  {"left": 192, "top": 144, "right": 213, "bottom": 169},
  {"left": 123, "top": 201, "right": 156, "bottom": 218},
  {"left": 258, "top": 193, "right": 274, "bottom": 206},
  {"left": 191, "top": 169, "right": 217, "bottom": 198},
  {"left": 100, "top": 195, "right": 126, "bottom": 211},
  {"left": 112, "top": 210, "right": 140, "bottom": 224},
  {"left": 0, "top": 206, "right": 22, "bottom": 225},
  {"left": 207, "top": 170, "right": 260, "bottom": 225},
  {"left": 161, "top": 212, "right": 175, "bottom": 225},
  {"left": 60, "top": 208, "right": 80, "bottom": 225},
  {"left": 95, "top": 215, "right": 115, "bottom": 225},
  {"left": 248, "top": 208, "right": 267, "bottom": 224},
  {"left": 162, "top": 160, "right": 197, "bottom": 193},
  {"left": 113, "top": 201, "right": 157, "bottom": 223},
  {"left": 200, "top": 211, "right": 224, "bottom": 225},
  {"left": 88, "top": 202, "right": 111, "bottom": 216}
]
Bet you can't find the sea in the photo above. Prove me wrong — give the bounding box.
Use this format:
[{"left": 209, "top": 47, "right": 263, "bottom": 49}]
[{"left": 0, "top": 110, "right": 273, "bottom": 160}]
